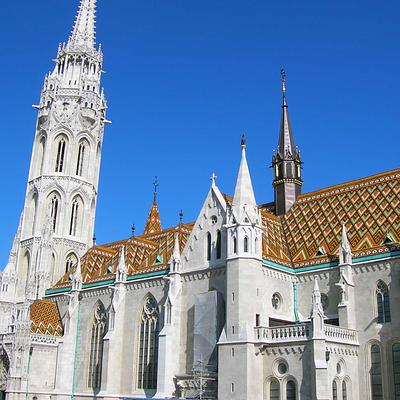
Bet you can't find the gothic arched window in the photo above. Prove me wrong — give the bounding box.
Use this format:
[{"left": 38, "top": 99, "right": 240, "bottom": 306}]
[
  {"left": 332, "top": 381, "right": 338, "bottom": 400},
  {"left": 376, "top": 281, "right": 391, "bottom": 323},
  {"left": 69, "top": 197, "right": 83, "bottom": 236},
  {"left": 76, "top": 140, "right": 88, "bottom": 177},
  {"left": 342, "top": 380, "right": 348, "bottom": 400},
  {"left": 38, "top": 136, "right": 46, "bottom": 176},
  {"left": 270, "top": 379, "right": 280, "bottom": 400},
  {"left": 137, "top": 296, "right": 159, "bottom": 390},
  {"left": 65, "top": 253, "right": 78, "bottom": 274},
  {"left": 55, "top": 137, "right": 66, "bottom": 173},
  {"left": 392, "top": 343, "right": 400, "bottom": 399},
  {"left": 244, "top": 236, "right": 249, "bottom": 253},
  {"left": 371, "top": 344, "right": 383, "bottom": 400},
  {"left": 233, "top": 237, "right": 237, "bottom": 254},
  {"left": 88, "top": 302, "right": 107, "bottom": 390},
  {"left": 286, "top": 380, "right": 296, "bottom": 400},
  {"left": 50, "top": 194, "right": 60, "bottom": 232},
  {"left": 216, "top": 230, "right": 221, "bottom": 259},
  {"left": 206, "top": 232, "right": 212, "bottom": 261}
]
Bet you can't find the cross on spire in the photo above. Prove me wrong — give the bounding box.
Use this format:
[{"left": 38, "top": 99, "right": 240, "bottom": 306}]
[{"left": 210, "top": 173, "right": 217, "bottom": 187}]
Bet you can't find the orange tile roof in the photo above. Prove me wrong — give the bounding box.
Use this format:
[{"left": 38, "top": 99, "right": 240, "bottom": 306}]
[
  {"left": 30, "top": 300, "right": 63, "bottom": 336},
  {"left": 143, "top": 202, "right": 162, "bottom": 234},
  {"left": 261, "top": 168, "right": 400, "bottom": 268},
  {"left": 53, "top": 223, "right": 194, "bottom": 288}
]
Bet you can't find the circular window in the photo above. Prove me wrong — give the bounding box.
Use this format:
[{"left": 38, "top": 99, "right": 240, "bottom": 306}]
[
  {"left": 273, "top": 359, "right": 289, "bottom": 377},
  {"left": 336, "top": 363, "right": 341, "bottom": 374},
  {"left": 321, "top": 293, "right": 329, "bottom": 311},
  {"left": 278, "top": 363, "right": 287, "bottom": 374},
  {"left": 211, "top": 215, "right": 218, "bottom": 225},
  {"left": 272, "top": 293, "right": 282, "bottom": 310}
]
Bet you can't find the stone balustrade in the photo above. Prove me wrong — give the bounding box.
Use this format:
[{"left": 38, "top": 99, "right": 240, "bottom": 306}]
[
  {"left": 254, "top": 323, "right": 310, "bottom": 343},
  {"left": 324, "top": 324, "right": 358, "bottom": 345},
  {"left": 254, "top": 323, "right": 359, "bottom": 346}
]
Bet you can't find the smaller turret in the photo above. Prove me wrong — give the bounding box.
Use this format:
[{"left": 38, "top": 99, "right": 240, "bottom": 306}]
[{"left": 272, "top": 69, "right": 303, "bottom": 215}]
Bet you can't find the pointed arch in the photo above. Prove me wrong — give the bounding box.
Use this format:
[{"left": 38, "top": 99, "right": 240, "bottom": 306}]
[
  {"left": 48, "top": 191, "right": 61, "bottom": 233},
  {"left": 206, "top": 232, "right": 212, "bottom": 261},
  {"left": 76, "top": 138, "right": 90, "bottom": 177},
  {"left": 370, "top": 343, "right": 383, "bottom": 400},
  {"left": 137, "top": 294, "right": 159, "bottom": 390},
  {"left": 54, "top": 134, "right": 68, "bottom": 173},
  {"left": 216, "top": 230, "right": 222, "bottom": 259},
  {"left": 244, "top": 235, "right": 249, "bottom": 253},
  {"left": 88, "top": 301, "right": 107, "bottom": 390},
  {"left": 69, "top": 195, "right": 84, "bottom": 237},
  {"left": 233, "top": 236, "right": 237, "bottom": 254},
  {"left": 376, "top": 280, "right": 391, "bottom": 323},
  {"left": 17, "top": 251, "right": 30, "bottom": 298},
  {"left": 65, "top": 252, "right": 78, "bottom": 274}
]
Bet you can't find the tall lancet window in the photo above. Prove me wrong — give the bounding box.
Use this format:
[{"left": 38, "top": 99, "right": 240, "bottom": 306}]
[
  {"left": 137, "top": 296, "right": 159, "bottom": 390},
  {"left": 55, "top": 137, "right": 66, "bottom": 172},
  {"left": 76, "top": 141, "right": 87, "bottom": 176},
  {"left": 50, "top": 194, "right": 59, "bottom": 232},
  {"left": 371, "top": 344, "right": 383, "bottom": 400},
  {"left": 88, "top": 302, "right": 107, "bottom": 390},
  {"left": 69, "top": 198, "right": 80, "bottom": 236},
  {"left": 244, "top": 236, "right": 249, "bottom": 253},
  {"left": 206, "top": 232, "right": 212, "bottom": 261},
  {"left": 216, "top": 230, "right": 222, "bottom": 259},
  {"left": 376, "top": 280, "right": 391, "bottom": 323}
]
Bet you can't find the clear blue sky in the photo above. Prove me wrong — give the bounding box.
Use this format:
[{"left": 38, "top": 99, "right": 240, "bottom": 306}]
[{"left": 0, "top": 0, "right": 399, "bottom": 268}]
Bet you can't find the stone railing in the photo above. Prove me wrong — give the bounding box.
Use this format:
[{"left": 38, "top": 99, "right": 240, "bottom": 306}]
[
  {"left": 254, "top": 323, "right": 310, "bottom": 343},
  {"left": 255, "top": 323, "right": 359, "bottom": 346},
  {"left": 324, "top": 324, "right": 359, "bottom": 345}
]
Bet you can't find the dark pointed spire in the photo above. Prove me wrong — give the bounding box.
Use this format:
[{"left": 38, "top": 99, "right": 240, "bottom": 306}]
[
  {"left": 278, "top": 69, "right": 296, "bottom": 158},
  {"left": 272, "top": 69, "right": 303, "bottom": 215}
]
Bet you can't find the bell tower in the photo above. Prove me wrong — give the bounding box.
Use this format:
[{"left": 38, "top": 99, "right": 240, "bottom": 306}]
[
  {"left": 272, "top": 69, "right": 302, "bottom": 215},
  {"left": 1, "top": 0, "right": 108, "bottom": 303}
]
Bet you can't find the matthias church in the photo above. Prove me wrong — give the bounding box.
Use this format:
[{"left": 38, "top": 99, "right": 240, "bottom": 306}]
[{"left": 0, "top": 1, "right": 399, "bottom": 400}]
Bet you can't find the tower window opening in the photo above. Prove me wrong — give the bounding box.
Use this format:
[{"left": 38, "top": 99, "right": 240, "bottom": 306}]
[
  {"left": 233, "top": 237, "right": 237, "bottom": 254},
  {"left": 244, "top": 236, "right": 249, "bottom": 253},
  {"left": 76, "top": 142, "right": 86, "bottom": 176},
  {"left": 69, "top": 199, "right": 79, "bottom": 236},
  {"left": 55, "top": 138, "right": 66, "bottom": 173},
  {"left": 50, "top": 195, "right": 59, "bottom": 232}
]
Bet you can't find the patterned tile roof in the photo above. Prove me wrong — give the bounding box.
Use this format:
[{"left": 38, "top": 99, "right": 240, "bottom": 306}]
[
  {"left": 143, "top": 202, "right": 162, "bottom": 235},
  {"left": 261, "top": 168, "right": 400, "bottom": 268},
  {"left": 53, "top": 223, "right": 194, "bottom": 288},
  {"left": 30, "top": 300, "right": 63, "bottom": 336}
]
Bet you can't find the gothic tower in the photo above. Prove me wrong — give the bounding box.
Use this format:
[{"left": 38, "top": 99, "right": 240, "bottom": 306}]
[
  {"left": 272, "top": 70, "right": 302, "bottom": 215},
  {"left": 1, "top": 0, "right": 107, "bottom": 304}
]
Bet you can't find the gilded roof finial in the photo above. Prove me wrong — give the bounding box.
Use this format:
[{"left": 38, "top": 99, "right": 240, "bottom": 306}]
[{"left": 153, "top": 176, "right": 159, "bottom": 203}]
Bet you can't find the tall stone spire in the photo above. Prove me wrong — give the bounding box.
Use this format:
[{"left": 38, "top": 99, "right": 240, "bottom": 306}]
[
  {"left": 272, "top": 69, "right": 303, "bottom": 215},
  {"left": 232, "top": 134, "right": 257, "bottom": 208},
  {"left": 68, "top": 0, "right": 97, "bottom": 50},
  {"left": 143, "top": 177, "right": 162, "bottom": 235}
]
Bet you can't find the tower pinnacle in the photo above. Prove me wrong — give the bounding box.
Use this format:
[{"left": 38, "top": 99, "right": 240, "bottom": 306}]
[
  {"left": 272, "top": 69, "right": 303, "bottom": 215},
  {"left": 68, "top": 0, "right": 97, "bottom": 51}
]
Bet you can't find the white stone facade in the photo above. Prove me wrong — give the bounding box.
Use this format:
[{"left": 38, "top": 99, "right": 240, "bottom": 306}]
[{"left": 1, "top": 2, "right": 399, "bottom": 400}]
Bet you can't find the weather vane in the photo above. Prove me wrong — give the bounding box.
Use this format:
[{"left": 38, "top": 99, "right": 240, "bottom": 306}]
[{"left": 153, "top": 176, "right": 159, "bottom": 203}]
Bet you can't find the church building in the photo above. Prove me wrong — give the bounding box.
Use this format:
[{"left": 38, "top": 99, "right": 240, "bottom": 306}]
[{"left": 0, "top": 1, "right": 399, "bottom": 400}]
